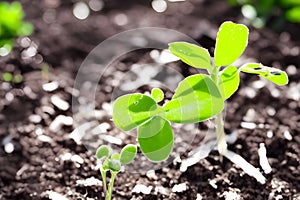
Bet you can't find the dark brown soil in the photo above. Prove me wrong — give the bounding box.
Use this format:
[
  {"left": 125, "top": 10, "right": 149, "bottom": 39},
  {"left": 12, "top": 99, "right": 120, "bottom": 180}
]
[{"left": 1, "top": 0, "right": 300, "bottom": 199}]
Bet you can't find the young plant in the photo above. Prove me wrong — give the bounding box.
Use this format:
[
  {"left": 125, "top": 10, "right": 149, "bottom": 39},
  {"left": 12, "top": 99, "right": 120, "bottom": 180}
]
[
  {"left": 112, "top": 21, "right": 288, "bottom": 165},
  {"left": 96, "top": 144, "right": 137, "bottom": 200},
  {"left": 0, "top": 1, "right": 33, "bottom": 56}
]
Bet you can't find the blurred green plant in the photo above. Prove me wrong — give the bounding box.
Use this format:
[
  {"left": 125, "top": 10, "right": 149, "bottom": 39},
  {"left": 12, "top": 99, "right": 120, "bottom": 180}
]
[
  {"left": 0, "top": 1, "right": 33, "bottom": 56},
  {"left": 228, "top": 0, "right": 300, "bottom": 28},
  {"left": 96, "top": 144, "right": 137, "bottom": 200},
  {"left": 2, "top": 72, "right": 23, "bottom": 84}
]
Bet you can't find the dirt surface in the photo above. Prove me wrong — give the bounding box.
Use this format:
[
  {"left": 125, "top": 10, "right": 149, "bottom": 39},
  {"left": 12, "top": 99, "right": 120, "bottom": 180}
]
[{"left": 1, "top": 0, "right": 300, "bottom": 199}]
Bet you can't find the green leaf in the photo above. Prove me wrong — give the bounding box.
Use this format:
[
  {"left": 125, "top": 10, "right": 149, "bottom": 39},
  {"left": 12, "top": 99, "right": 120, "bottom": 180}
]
[
  {"left": 169, "top": 42, "right": 212, "bottom": 72},
  {"left": 214, "top": 21, "right": 249, "bottom": 67},
  {"left": 102, "top": 159, "right": 110, "bottom": 171},
  {"left": 285, "top": 7, "right": 300, "bottom": 23},
  {"left": 2, "top": 72, "right": 13, "bottom": 82},
  {"left": 163, "top": 74, "right": 224, "bottom": 123},
  {"left": 111, "top": 153, "right": 120, "bottom": 160},
  {"left": 240, "top": 63, "right": 289, "bottom": 86},
  {"left": 219, "top": 66, "right": 240, "bottom": 99},
  {"left": 113, "top": 93, "right": 164, "bottom": 131},
  {"left": 96, "top": 145, "right": 110, "bottom": 159},
  {"left": 120, "top": 144, "right": 137, "bottom": 164},
  {"left": 151, "top": 88, "right": 164, "bottom": 103},
  {"left": 138, "top": 116, "right": 174, "bottom": 162},
  {"left": 108, "top": 159, "right": 121, "bottom": 172}
]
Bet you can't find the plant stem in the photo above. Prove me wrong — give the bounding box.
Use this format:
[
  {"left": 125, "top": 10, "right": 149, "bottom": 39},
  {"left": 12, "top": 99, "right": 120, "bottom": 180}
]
[
  {"left": 106, "top": 172, "right": 117, "bottom": 200},
  {"left": 211, "top": 65, "right": 228, "bottom": 155},
  {"left": 215, "top": 112, "right": 227, "bottom": 155},
  {"left": 100, "top": 167, "right": 107, "bottom": 194}
]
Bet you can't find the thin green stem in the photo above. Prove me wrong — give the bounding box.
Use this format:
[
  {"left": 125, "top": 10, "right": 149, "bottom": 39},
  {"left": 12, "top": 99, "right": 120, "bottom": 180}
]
[
  {"left": 100, "top": 167, "right": 107, "bottom": 194},
  {"left": 106, "top": 172, "right": 117, "bottom": 200},
  {"left": 211, "top": 65, "right": 227, "bottom": 155}
]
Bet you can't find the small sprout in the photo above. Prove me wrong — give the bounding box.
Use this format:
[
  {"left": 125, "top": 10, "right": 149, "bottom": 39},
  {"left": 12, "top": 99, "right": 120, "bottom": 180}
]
[
  {"left": 151, "top": 88, "right": 164, "bottom": 103},
  {"left": 95, "top": 145, "right": 137, "bottom": 200}
]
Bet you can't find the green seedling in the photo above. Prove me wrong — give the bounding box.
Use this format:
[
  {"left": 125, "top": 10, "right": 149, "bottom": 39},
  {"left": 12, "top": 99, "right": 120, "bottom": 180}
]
[
  {"left": 0, "top": 1, "right": 33, "bottom": 56},
  {"left": 96, "top": 144, "right": 137, "bottom": 200},
  {"left": 112, "top": 21, "right": 288, "bottom": 163}
]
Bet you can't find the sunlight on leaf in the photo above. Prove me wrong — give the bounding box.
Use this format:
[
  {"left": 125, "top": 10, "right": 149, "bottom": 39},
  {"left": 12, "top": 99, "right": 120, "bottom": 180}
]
[
  {"left": 169, "top": 42, "right": 212, "bottom": 72},
  {"left": 113, "top": 94, "right": 163, "bottom": 131},
  {"left": 214, "top": 21, "right": 249, "bottom": 67},
  {"left": 151, "top": 88, "right": 164, "bottom": 103},
  {"left": 219, "top": 65, "right": 240, "bottom": 99},
  {"left": 240, "top": 63, "right": 289, "bottom": 86},
  {"left": 138, "top": 116, "right": 173, "bottom": 162},
  {"left": 163, "top": 74, "right": 224, "bottom": 123},
  {"left": 96, "top": 145, "right": 110, "bottom": 159}
]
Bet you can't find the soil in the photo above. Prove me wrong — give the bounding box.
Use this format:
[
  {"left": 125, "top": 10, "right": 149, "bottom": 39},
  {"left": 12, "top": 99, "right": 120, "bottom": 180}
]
[{"left": 1, "top": 0, "right": 300, "bottom": 199}]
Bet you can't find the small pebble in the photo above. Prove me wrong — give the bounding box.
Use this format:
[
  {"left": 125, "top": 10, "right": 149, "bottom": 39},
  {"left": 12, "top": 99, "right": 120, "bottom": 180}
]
[
  {"left": 132, "top": 184, "right": 152, "bottom": 194},
  {"left": 283, "top": 130, "right": 292, "bottom": 141},
  {"left": 38, "top": 135, "right": 53, "bottom": 143},
  {"left": 146, "top": 170, "right": 158, "bottom": 180},
  {"left": 49, "top": 115, "right": 73, "bottom": 132},
  {"left": 42, "top": 81, "right": 59, "bottom": 92},
  {"left": 76, "top": 177, "right": 102, "bottom": 186},
  {"left": 29, "top": 114, "right": 42, "bottom": 123},
  {"left": 51, "top": 95, "right": 70, "bottom": 111},
  {"left": 241, "top": 122, "right": 257, "bottom": 130},
  {"left": 267, "top": 130, "right": 273, "bottom": 138},
  {"left": 172, "top": 183, "right": 187, "bottom": 193},
  {"left": 46, "top": 191, "right": 68, "bottom": 200}
]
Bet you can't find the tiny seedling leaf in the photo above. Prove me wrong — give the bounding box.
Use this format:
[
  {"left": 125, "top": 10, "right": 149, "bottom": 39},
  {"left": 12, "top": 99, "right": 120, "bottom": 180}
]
[
  {"left": 108, "top": 159, "right": 121, "bottom": 172},
  {"left": 113, "top": 93, "right": 164, "bottom": 131},
  {"left": 151, "top": 88, "right": 164, "bottom": 103},
  {"left": 163, "top": 74, "right": 224, "bottom": 123},
  {"left": 214, "top": 21, "right": 249, "bottom": 67},
  {"left": 111, "top": 153, "right": 120, "bottom": 160},
  {"left": 285, "top": 6, "right": 300, "bottom": 23},
  {"left": 169, "top": 42, "right": 212, "bottom": 72},
  {"left": 120, "top": 144, "right": 137, "bottom": 164},
  {"left": 138, "top": 116, "right": 174, "bottom": 162},
  {"left": 102, "top": 159, "right": 110, "bottom": 171},
  {"left": 240, "top": 63, "right": 289, "bottom": 86},
  {"left": 218, "top": 65, "right": 240, "bottom": 99},
  {"left": 96, "top": 145, "right": 110, "bottom": 159}
]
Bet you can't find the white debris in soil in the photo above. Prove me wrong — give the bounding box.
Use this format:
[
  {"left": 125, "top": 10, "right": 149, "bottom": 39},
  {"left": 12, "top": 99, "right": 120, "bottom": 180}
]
[
  {"left": 146, "top": 170, "right": 158, "bottom": 180},
  {"left": 132, "top": 184, "right": 152, "bottom": 194},
  {"left": 251, "top": 80, "right": 265, "bottom": 89},
  {"left": 283, "top": 130, "right": 292, "bottom": 141},
  {"left": 269, "top": 178, "right": 291, "bottom": 200},
  {"left": 4, "top": 142, "right": 14, "bottom": 154},
  {"left": 172, "top": 183, "right": 187, "bottom": 193},
  {"left": 60, "top": 153, "right": 84, "bottom": 165},
  {"left": 101, "top": 102, "right": 112, "bottom": 115},
  {"left": 286, "top": 82, "right": 300, "bottom": 101},
  {"left": 266, "top": 106, "right": 276, "bottom": 116},
  {"left": 152, "top": 0, "right": 167, "bottom": 13},
  {"left": 154, "top": 186, "right": 169, "bottom": 195},
  {"left": 29, "top": 114, "right": 42, "bottom": 124},
  {"left": 46, "top": 191, "right": 69, "bottom": 200},
  {"left": 101, "top": 135, "right": 122, "bottom": 145},
  {"left": 49, "top": 115, "right": 73, "bottom": 132},
  {"left": 196, "top": 193, "right": 203, "bottom": 200},
  {"left": 91, "top": 122, "right": 111, "bottom": 135},
  {"left": 286, "top": 65, "right": 297, "bottom": 75},
  {"left": 258, "top": 143, "right": 272, "bottom": 174},
  {"left": 240, "top": 122, "right": 257, "bottom": 130},
  {"left": 42, "top": 81, "right": 59, "bottom": 92},
  {"left": 73, "top": 2, "right": 90, "bottom": 20},
  {"left": 150, "top": 49, "right": 179, "bottom": 64},
  {"left": 224, "top": 150, "right": 266, "bottom": 184},
  {"left": 222, "top": 190, "right": 241, "bottom": 200},
  {"left": 76, "top": 177, "right": 102, "bottom": 186},
  {"left": 209, "top": 179, "right": 218, "bottom": 189},
  {"left": 69, "top": 121, "right": 98, "bottom": 144},
  {"left": 51, "top": 95, "right": 70, "bottom": 111},
  {"left": 243, "top": 108, "right": 256, "bottom": 122},
  {"left": 37, "top": 135, "right": 53, "bottom": 143},
  {"left": 267, "top": 130, "right": 273, "bottom": 138}
]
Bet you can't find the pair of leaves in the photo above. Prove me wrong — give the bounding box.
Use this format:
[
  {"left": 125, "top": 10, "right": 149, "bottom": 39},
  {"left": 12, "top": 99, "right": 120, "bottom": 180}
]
[
  {"left": 113, "top": 92, "right": 174, "bottom": 162},
  {"left": 96, "top": 144, "right": 137, "bottom": 172},
  {"left": 169, "top": 21, "right": 249, "bottom": 71}
]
